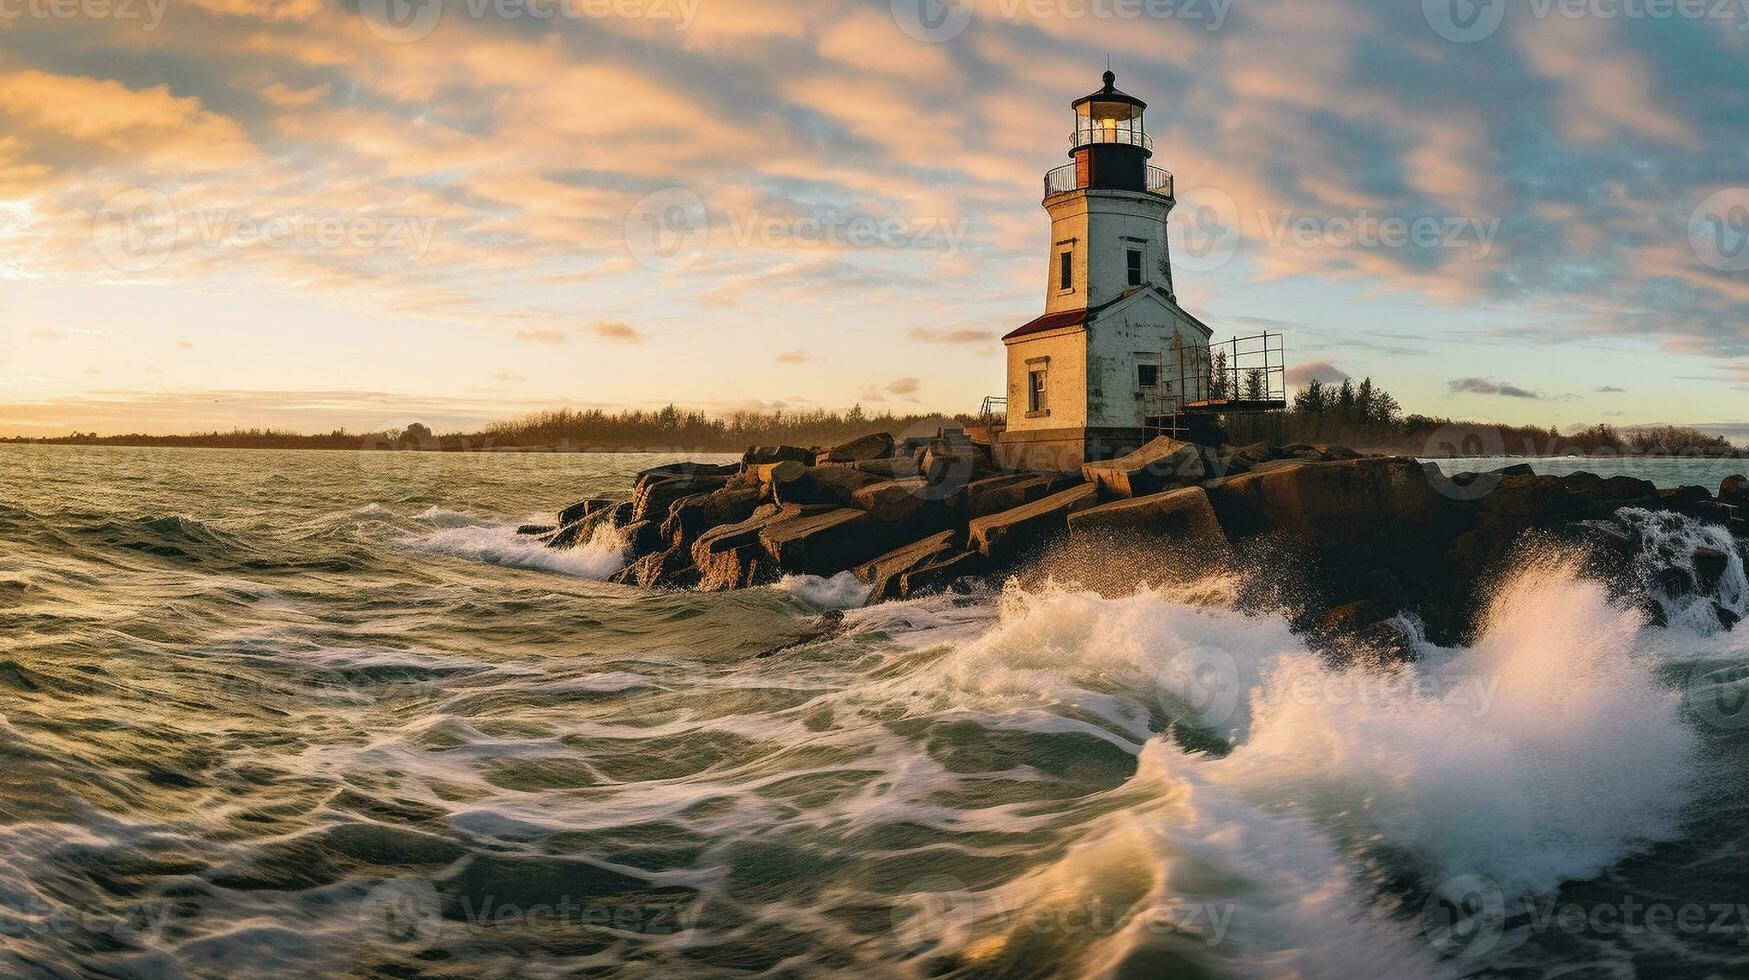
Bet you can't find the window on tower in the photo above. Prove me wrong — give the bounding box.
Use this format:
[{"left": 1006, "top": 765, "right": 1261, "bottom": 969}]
[
  {"left": 1028, "top": 368, "right": 1049, "bottom": 413},
  {"left": 1137, "top": 363, "right": 1159, "bottom": 389},
  {"left": 1059, "top": 251, "right": 1073, "bottom": 291},
  {"left": 1127, "top": 248, "right": 1144, "bottom": 287}
]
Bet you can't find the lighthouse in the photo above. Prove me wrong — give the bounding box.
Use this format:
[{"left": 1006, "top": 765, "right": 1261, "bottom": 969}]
[{"left": 998, "top": 71, "right": 1215, "bottom": 470}]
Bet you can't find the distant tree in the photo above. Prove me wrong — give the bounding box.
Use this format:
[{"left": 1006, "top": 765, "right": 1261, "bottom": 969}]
[
  {"left": 398, "top": 422, "right": 434, "bottom": 448},
  {"left": 1209, "top": 349, "right": 1230, "bottom": 400},
  {"left": 1244, "top": 368, "right": 1267, "bottom": 401}
]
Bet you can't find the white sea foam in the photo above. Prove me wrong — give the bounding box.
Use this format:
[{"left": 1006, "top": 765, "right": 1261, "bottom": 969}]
[
  {"left": 1617, "top": 507, "right": 1747, "bottom": 632},
  {"left": 775, "top": 572, "right": 872, "bottom": 609},
  {"left": 906, "top": 554, "right": 1708, "bottom": 975},
  {"left": 407, "top": 519, "right": 627, "bottom": 579}
]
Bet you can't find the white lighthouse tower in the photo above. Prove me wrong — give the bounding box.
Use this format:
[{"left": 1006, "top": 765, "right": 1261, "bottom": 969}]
[{"left": 998, "top": 71, "right": 1214, "bottom": 470}]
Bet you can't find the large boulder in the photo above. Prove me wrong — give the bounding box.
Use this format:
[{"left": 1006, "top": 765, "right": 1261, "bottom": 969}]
[
  {"left": 632, "top": 462, "right": 738, "bottom": 494},
  {"left": 758, "top": 507, "right": 899, "bottom": 576},
  {"left": 851, "top": 478, "right": 934, "bottom": 524},
  {"left": 749, "top": 460, "right": 807, "bottom": 487},
  {"left": 1063, "top": 486, "right": 1233, "bottom": 588},
  {"left": 968, "top": 484, "right": 1099, "bottom": 563},
  {"left": 691, "top": 504, "right": 787, "bottom": 567},
  {"left": 690, "top": 505, "right": 806, "bottom": 591},
  {"left": 1204, "top": 457, "right": 1442, "bottom": 547},
  {"left": 1082, "top": 437, "right": 1208, "bottom": 498},
  {"left": 1068, "top": 485, "right": 1228, "bottom": 547},
  {"left": 817, "top": 432, "right": 895, "bottom": 464},
  {"left": 854, "top": 457, "right": 923, "bottom": 480},
  {"left": 1720, "top": 474, "right": 1748, "bottom": 508},
  {"left": 964, "top": 473, "right": 1080, "bottom": 519},
  {"left": 632, "top": 475, "right": 729, "bottom": 524},
  {"left": 557, "top": 497, "right": 617, "bottom": 528},
  {"left": 743, "top": 445, "right": 814, "bottom": 467},
  {"left": 613, "top": 543, "right": 699, "bottom": 589},
  {"left": 921, "top": 442, "right": 991, "bottom": 488},
  {"left": 661, "top": 487, "right": 763, "bottom": 549},
  {"left": 854, "top": 530, "right": 961, "bottom": 603},
  {"left": 776, "top": 465, "right": 882, "bottom": 507},
  {"left": 900, "top": 551, "right": 988, "bottom": 598}
]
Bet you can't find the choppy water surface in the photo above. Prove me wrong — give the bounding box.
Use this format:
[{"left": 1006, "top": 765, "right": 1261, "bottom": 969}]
[{"left": 2, "top": 445, "right": 1748, "bottom": 979}]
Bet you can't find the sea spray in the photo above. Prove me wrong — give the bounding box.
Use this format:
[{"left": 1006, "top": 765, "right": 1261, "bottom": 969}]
[
  {"left": 911, "top": 556, "right": 1701, "bottom": 974},
  {"left": 405, "top": 508, "right": 630, "bottom": 579},
  {"left": 1614, "top": 507, "right": 1747, "bottom": 633}
]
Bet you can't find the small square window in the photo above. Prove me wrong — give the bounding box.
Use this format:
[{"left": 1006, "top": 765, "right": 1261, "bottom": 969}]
[
  {"left": 1059, "top": 251, "right": 1073, "bottom": 290},
  {"left": 1127, "top": 248, "right": 1143, "bottom": 287},
  {"left": 1137, "top": 363, "right": 1160, "bottom": 388}
]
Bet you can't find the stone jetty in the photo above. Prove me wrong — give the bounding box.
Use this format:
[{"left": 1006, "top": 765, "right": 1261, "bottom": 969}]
[{"left": 525, "top": 429, "right": 1749, "bottom": 646}]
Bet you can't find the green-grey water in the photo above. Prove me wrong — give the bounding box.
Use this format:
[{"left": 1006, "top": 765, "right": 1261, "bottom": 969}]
[{"left": 2, "top": 445, "right": 1748, "bottom": 979}]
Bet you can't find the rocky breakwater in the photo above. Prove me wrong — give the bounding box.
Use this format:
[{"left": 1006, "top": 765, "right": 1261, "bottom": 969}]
[{"left": 524, "top": 430, "right": 1749, "bottom": 647}]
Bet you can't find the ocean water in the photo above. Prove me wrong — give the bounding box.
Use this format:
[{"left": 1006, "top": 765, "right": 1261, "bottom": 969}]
[
  {"left": 1, "top": 445, "right": 1747, "bottom": 979},
  {"left": 1425, "top": 454, "right": 1748, "bottom": 491}
]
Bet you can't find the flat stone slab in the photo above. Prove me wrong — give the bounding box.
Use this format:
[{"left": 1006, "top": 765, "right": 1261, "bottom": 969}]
[
  {"left": 968, "top": 483, "right": 1098, "bottom": 562},
  {"left": 1082, "top": 436, "right": 1207, "bottom": 498},
  {"left": 758, "top": 507, "right": 896, "bottom": 576},
  {"left": 854, "top": 529, "right": 960, "bottom": 603}
]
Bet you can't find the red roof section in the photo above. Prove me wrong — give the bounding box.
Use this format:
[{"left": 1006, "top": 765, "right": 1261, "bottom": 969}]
[{"left": 1002, "top": 308, "right": 1088, "bottom": 342}]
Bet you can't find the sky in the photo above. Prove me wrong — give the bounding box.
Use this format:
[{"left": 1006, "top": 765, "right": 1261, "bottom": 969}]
[{"left": 0, "top": 0, "right": 1746, "bottom": 439}]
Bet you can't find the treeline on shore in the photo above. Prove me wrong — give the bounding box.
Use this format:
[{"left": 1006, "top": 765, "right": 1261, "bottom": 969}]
[
  {"left": 1228, "top": 377, "right": 1744, "bottom": 458},
  {"left": 6, "top": 389, "right": 1741, "bottom": 458}
]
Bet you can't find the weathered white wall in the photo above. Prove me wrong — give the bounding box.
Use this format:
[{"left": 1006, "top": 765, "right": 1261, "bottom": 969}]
[
  {"left": 1084, "top": 295, "right": 1212, "bottom": 429},
  {"left": 1003, "top": 327, "right": 1087, "bottom": 433},
  {"left": 1043, "top": 189, "right": 1174, "bottom": 314}
]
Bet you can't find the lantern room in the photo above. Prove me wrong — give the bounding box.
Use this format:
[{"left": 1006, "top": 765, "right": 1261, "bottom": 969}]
[{"left": 1046, "top": 71, "right": 1171, "bottom": 199}]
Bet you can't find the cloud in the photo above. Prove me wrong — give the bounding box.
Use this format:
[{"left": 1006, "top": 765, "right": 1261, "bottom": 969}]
[
  {"left": 1447, "top": 378, "right": 1542, "bottom": 400},
  {"left": 1596, "top": 385, "right": 1627, "bottom": 393},
  {"left": 775, "top": 348, "right": 813, "bottom": 364},
  {"left": 885, "top": 377, "right": 921, "bottom": 396},
  {"left": 30, "top": 330, "right": 65, "bottom": 340},
  {"left": 907, "top": 328, "right": 992, "bottom": 345},
  {"left": 591, "top": 321, "right": 644, "bottom": 344},
  {"left": 515, "top": 330, "right": 570, "bottom": 344},
  {"left": 1285, "top": 361, "right": 1350, "bottom": 385},
  {"left": 177, "top": 340, "right": 194, "bottom": 350}
]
